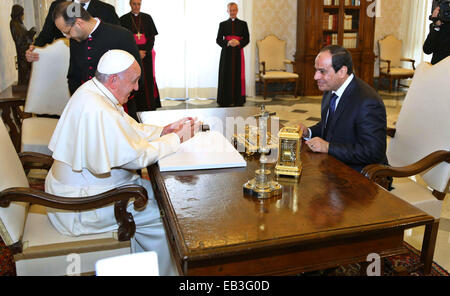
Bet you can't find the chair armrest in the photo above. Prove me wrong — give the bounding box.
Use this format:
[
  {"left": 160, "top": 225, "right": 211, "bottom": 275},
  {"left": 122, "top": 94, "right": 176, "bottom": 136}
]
[
  {"left": 19, "top": 151, "right": 54, "bottom": 171},
  {"left": 260, "top": 61, "right": 266, "bottom": 75},
  {"left": 379, "top": 59, "right": 391, "bottom": 73},
  {"left": 283, "top": 59, "right": 294, "bottom": 65},
  {"left": 0, "top": 185, "right": 148, "bottom": 241},
  {"left": 362, "top": 150, "right": 450, "bottom": 183},
  {"left": 401, "top": 58, "right": 416, "bottom": 70}
]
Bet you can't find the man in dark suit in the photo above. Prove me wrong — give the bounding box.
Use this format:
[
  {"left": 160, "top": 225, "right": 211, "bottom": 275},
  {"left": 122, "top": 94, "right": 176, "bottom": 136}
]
[
  {"left": 298, "top": 45, "right": 388, "bottom": 173},
  {"left": 423, "top": 5, "right": 450, "bottom": 65},
  {"left": 31, "top": 0, "right": 120, "bottom": 48}
]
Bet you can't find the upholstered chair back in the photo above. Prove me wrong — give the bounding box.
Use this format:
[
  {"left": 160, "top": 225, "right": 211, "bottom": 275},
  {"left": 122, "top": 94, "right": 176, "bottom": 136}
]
[
  {"left": 387, "top": 58, "right": 450, "bottom": 193},
  {"left": 0, "top": 119, "right": 29, "bottom": 246},
  {"left": 24, "top": 39, "right": 70, "bottom": 116},
  {"left": 257, "top": 35, "right": 287, "bottom": 71},
  {"left": 379, "top": 35, "right": 403, "bottom": 68}
]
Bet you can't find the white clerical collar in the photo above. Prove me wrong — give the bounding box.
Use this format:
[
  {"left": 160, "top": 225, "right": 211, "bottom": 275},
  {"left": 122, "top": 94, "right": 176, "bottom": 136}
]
[
  {"left": 75, "top": 0, "right": 90, "bottom": 10},
  {"left": 231, "top": 18, "right": 236, "bottom": 21},
  {"left": 333, "top": 73, "right": 354, "bottom": 98},
  {"left": 133, "top": 13, "right": 139, "bottom": 16},
  {"left": 92, "top": 78, "right": 124, "bottom": 114},
  {"left": 89, "top": 18, "right": 100, "bottom": 38}
]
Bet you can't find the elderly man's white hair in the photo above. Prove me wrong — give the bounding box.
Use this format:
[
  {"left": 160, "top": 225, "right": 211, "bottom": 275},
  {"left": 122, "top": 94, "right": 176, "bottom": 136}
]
[{"left": 95, "top": 49, "right": 136, "bottom": 82}]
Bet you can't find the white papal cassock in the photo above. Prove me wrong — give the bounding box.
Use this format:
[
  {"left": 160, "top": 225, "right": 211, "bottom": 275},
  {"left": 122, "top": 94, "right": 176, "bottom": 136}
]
[{"left": 45, "top": 77, "right": 180, "bottom": 275}]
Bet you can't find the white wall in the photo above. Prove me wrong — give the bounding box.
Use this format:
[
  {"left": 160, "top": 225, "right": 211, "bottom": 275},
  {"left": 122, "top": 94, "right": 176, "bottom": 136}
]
[{"left": 0, "top": 0, "right": 18, "bottom": 92}]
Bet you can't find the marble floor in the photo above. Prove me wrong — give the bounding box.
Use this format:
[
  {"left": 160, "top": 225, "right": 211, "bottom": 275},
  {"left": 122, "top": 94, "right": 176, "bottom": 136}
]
[{"left": 157, "top": 89, "right": 450, "bottom": 273}]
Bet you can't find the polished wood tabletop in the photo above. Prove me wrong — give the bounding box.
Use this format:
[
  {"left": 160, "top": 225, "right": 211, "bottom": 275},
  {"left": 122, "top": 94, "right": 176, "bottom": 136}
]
[
  {"left": 142, "top": 107, "right": 434, "bottom": 275},
  {"left": 0, "top": 85, "right": 27, "bottom": 100}
]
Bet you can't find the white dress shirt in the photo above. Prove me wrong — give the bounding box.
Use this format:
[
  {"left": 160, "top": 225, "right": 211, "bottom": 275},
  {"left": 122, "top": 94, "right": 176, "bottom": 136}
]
[
  {"left": 75, "top": 0, "right": 90, "bottom": 10},
  {"left": 305, "top": 73, "right": 354, "bottom": 139}
]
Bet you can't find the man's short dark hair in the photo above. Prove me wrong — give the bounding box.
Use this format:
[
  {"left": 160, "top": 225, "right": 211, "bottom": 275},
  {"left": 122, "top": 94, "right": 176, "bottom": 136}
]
[
  {"left": 52, "top": 1, "right": 92, "bottom": 25},
  {"left": 320, "top": 45, "right": 353, "bottom": 75}
]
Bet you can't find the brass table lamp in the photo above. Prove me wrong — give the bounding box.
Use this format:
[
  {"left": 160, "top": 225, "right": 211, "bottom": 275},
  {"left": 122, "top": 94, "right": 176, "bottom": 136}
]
[{"left": 243, "top": 106, "right": 282, "bottom": 199}]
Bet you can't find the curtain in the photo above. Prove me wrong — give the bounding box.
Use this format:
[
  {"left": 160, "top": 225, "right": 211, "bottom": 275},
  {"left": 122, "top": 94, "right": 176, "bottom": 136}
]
[
  {"left": 116, "top": 0, "right": 254, "bottom": 99},
  {"left": 0, "top": 0, "right": 17, "bottom": 92},
  {"left": 401, "top": 0, "right": 433, "bottom": 64}
]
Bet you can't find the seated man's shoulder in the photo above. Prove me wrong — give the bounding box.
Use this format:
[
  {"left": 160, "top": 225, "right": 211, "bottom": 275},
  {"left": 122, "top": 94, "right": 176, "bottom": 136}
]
[
  {"left": 71, "top": 84, "right": 112, "bottom": 110},
  {"left": 354, "top": 77, "right": 382, "bottom": 101}
]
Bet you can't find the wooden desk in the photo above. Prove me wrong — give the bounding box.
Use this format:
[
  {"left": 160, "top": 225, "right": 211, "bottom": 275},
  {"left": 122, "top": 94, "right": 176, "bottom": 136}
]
[
  {"left": 141, "top": 107, "right": 434, "bottom": 275},
  {"left": 0, "top": 85, "right": 27, "bottom": 99}
]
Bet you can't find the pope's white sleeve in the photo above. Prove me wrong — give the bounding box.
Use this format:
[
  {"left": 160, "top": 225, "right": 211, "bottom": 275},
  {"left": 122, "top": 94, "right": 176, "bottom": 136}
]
[
  {"left": 131, "top": 121, "right": 165, "bottom": 141},
  {"left": 121, "top": 133, "right": 181, "bottom": 170}
]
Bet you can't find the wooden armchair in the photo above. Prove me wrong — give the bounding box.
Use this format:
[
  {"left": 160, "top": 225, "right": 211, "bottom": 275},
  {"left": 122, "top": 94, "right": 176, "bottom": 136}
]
[
  {"left": 0, "top": 118, "right": 148, "bottom": 276},
  {"left": 0, "top": 39, "right": 71, "bottom": 155},
  {"left": 362, "top": 60, "right": 450, "bottom": 274},
  {"left": 378, "top": 35, "right": 415, "bottom": 91},
  {"left": 256, "top": 35, "right": 299, "bottom": 99}
]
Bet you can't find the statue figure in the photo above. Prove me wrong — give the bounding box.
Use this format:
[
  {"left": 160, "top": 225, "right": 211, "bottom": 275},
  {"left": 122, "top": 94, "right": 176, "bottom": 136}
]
[{"left": 10, "top": 4, "right": 36, "bottom": 86}]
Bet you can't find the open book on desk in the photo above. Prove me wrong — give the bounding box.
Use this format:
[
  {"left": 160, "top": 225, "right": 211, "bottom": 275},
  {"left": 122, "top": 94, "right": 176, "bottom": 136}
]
[{"left": 158, "top": 130, "right": 247, "bottom": 172}]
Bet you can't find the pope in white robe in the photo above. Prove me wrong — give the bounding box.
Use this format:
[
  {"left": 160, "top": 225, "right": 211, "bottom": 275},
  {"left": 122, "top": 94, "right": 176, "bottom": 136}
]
[{"left": 45, "top": 49, "right": 197, "bottom": 276}]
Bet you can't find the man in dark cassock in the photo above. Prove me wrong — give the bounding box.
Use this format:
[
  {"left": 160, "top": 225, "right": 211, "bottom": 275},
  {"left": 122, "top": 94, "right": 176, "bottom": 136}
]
[
  {"left": 120, "top": 0, "right": 161, "bottom": 111},
  {"left": 27, "top": 2, "right": 143, "bottom": 120},
  {"left": 10, "top": 4, "right": 36, "bottom": 85},
  {"left": 31, "top": 0, "right": 120, "bottom": 48},
  {"left": 216, "top": 2, "right": 249, "bottom": 107},
  {"left": 25, "top": 1, "right": 130, "bottom": 113}
]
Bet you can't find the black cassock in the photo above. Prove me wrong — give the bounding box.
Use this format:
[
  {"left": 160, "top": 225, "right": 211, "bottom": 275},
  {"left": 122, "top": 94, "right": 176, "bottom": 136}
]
[
  {"left": 216, "top": 18, "right": 249, "bottom": 107},
  {"left": 120, "top": 12, "right": 161, "bottom": 111},
  {"left": 33, "top": 0, "right": 120, "bottom": 47},
  {"left": 68, "top": 21, "right": 142, "bottom": 120}
]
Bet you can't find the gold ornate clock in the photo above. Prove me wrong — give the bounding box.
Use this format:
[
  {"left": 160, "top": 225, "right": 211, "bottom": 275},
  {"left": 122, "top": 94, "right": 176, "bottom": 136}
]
[{"left": 275, "top": 126, "right": 303, "bottom": 178}]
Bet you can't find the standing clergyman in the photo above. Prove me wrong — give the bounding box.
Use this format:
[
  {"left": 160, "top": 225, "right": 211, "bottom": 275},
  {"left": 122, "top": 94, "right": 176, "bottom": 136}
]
[
  {"left": 120, "top": 0, "right": 161, "bottom": 111},
  {"left": 216, "top": 2, "right": 249, "bottom": 107}
]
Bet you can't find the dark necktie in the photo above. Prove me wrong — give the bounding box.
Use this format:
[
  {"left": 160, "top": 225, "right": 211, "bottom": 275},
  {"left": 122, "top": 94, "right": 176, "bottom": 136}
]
[{"left": 323, "top": 93, "right": 338, "bottom": 140}]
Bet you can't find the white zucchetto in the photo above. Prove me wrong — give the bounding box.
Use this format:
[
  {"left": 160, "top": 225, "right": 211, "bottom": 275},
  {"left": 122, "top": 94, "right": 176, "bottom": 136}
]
[{"left": 97, "top": 49, "right": 135, "bottom": 75}]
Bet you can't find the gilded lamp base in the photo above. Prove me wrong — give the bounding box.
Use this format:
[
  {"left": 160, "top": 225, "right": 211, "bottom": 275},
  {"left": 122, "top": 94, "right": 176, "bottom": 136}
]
[{"left": 243, "top": 168, "right": 282, "bottom": 199}]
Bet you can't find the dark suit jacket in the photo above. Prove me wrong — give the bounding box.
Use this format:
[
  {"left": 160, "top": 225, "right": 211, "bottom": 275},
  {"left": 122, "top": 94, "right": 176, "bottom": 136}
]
[
  {"left": 34, "top": 0, "right": 120, "bottom": 47},
  {"left": 309, "top": 76, "right": 388, "bottom": 172}
]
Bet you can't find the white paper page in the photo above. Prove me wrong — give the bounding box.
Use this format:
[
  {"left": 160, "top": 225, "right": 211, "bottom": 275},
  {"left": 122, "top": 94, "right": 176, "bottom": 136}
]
[{"left": 158, "top": 130, "right": 246, "bottom": 172}]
